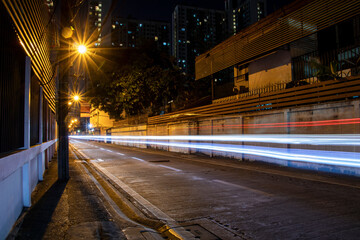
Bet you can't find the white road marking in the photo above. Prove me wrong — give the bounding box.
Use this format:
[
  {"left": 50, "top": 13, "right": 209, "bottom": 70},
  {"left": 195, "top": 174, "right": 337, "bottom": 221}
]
[
  {"left": 132, "top": 157, "right": 145, "bottom": 162},
  {"left": 158, "top": 165, "right": 182, "bottom": 172},
  {"left": 117, "top": 153, "right": 125, "bottom": 156},
  {"left": 212, "top": 179, "right": 272, "bottom": 196}
]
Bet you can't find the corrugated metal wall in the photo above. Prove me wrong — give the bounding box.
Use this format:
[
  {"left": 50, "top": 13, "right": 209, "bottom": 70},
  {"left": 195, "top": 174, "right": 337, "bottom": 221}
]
[{"left": 2, "top": 0, "right": 56, "bottom": 112}]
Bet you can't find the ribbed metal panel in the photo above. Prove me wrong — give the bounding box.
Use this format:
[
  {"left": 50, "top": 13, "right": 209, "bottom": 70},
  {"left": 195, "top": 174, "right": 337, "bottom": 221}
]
[
  {"left": 2, "top": 0, "right": 56, "bottom": 112},
  {"left": 195, "top": 0, "right": 360, "bottom": 80}
]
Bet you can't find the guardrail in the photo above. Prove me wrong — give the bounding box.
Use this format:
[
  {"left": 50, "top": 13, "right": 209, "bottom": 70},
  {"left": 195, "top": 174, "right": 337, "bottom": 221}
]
[
  {"left": 0, "top": 139, "right": 56, "bottom": 240},
  {"left": 148, "top": 76, "right": 360, "bottom": 125}
]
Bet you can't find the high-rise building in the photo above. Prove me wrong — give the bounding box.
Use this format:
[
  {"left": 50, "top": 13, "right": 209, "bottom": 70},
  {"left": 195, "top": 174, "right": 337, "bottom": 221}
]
[
  {"left": 111, "top": 18, "right": 171, "bottom": 54},
  {"left": 225, "top": 0, "right": 267, "bottom": 35},
  {"left": 172, "top": 5, "right": 227, "bottom": 76},
  {"left": 88, "top": 0, "right": 112, "bottom": 47}
]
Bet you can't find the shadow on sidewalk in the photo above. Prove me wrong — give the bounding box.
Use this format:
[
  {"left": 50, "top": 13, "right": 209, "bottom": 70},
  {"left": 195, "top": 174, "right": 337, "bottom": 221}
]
[{"left": 15, "top": 179, "right": 68, "bottom": 240}]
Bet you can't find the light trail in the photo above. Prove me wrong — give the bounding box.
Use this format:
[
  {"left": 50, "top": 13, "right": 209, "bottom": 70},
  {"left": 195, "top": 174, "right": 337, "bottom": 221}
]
[
  {"left": 70, "top": 134, "right": 360, "bottom": 146},
  {"left": 70, "top": 134, "right": 360, "bottom": 169}
]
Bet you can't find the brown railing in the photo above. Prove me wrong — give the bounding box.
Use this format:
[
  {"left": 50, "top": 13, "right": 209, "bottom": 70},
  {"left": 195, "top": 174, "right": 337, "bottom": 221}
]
[{"left": 148, "top": 76, "right": 360, "bottom": 125}]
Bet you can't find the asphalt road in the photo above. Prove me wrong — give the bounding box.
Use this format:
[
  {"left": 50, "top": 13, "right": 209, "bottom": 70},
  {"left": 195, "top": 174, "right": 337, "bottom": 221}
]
[{"left": 71, "top": 139, "right": 360, "bottom": 240}]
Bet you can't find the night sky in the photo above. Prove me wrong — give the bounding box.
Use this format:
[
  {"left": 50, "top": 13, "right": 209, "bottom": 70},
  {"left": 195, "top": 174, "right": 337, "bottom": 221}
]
[{"left": 114, "top": 0, "right": 225, "bottom": 22}]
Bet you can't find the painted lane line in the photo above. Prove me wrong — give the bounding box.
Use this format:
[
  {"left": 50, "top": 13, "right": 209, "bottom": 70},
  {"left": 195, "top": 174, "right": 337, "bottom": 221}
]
[
  {"left": 212, "top": 179, "right": 272, "bottom": 197},
  {"left": 117, "top": 153, "right": 125, "bottom": 156},
  {"left": 158, "top": 165, "right": 182, "bottom": 172},
  {"left": 100, "top": 148, "right": 105, "bottom": 150},
  {"left": 132, "top": 157, "right": 145, "bottom": 162}
]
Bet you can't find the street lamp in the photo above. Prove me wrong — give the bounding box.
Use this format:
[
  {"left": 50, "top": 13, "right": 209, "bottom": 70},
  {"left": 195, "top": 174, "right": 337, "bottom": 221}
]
[{"left": 77, "top": 45, "right": 87, "bottom": 54}]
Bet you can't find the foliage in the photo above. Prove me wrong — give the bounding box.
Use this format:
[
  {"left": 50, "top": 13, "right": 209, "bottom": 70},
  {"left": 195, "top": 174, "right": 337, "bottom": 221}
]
[
  {"left": 86, "top": 44, "right": 190, "bottom": 120},
  {"left": 309, "top": 57, "right": 341, "bottom": 81}
]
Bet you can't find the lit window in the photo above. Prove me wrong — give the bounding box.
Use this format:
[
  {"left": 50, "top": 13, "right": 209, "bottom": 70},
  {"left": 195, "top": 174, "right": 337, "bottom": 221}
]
[
  {"left": 154, "top": 36, "right": 158, "bottom": 41},
  {"left": 99, "top": 14, "right": 101, "bottom": 17},
  {"left": 95, "top": 6, "right": 99, "bottom": 11},
  {"left": 181, "top": 28, "right": 185, "bottom": 31},
  {"left": 99, "top": 3, "right": 102, "bottom": 7},
  {"left": 98, "top": 23, "right": 101, "bottom": 27},
  {"left": 163, "top": 42, "right": 167, "bottom": 46},
  {"left": 98, "top": 18, "right": 101, "bottom": 22},
  {"left": 112, "top": 24, "right": 115, "bottom": 29}
]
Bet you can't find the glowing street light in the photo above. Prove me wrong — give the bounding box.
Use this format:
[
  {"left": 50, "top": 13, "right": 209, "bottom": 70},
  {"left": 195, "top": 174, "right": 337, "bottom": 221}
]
[
  {"left": 73, "top": 95, "right": 80, "bottom": 101},
  {"left": 77, "top": 45, "right": 87, "bottom": 54}
]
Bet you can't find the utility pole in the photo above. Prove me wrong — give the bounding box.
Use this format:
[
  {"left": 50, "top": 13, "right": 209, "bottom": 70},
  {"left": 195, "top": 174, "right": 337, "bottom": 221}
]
[{"left": 57, "top": 0, "right": 71, "bottom": 181}]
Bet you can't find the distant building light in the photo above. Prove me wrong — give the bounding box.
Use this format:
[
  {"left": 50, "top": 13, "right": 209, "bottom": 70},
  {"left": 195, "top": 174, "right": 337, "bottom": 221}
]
[
  {"left": 112, "top": 24, "right": 116, "bottom": 29},
  {"left": 182, "top": 60, "right": 186, "bottom": 63},
  {"left": 163, "top": 42, "right": 167, "bottom": 46},
  {"left": 193, "top": 14, "right": 196, "bottom": 17},
  {"left": 181, "top": 28, "right": 185, "bottom": 31},
  {"left": 154, "top": 36, "right": 158, "bottom": 41},
  {"left": 164, "top": 26, "right": 166, "bottom": 29},
  {"left": 128, "top": 31, "right": 132, "bottom": 34},
  {"left": 139, "top": 23, "right": 143, "bottom": 27}
]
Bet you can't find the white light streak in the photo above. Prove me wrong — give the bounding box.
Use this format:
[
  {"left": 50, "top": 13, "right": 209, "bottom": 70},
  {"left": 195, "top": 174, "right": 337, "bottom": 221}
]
[{"left": 69, "top": 135, "right": 360, "bottom": 169}]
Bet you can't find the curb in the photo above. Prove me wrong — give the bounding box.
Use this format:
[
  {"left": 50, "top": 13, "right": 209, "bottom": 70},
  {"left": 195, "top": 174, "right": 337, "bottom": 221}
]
[{"left": 71, "top": 145, "right": 188, "bottom": 240}]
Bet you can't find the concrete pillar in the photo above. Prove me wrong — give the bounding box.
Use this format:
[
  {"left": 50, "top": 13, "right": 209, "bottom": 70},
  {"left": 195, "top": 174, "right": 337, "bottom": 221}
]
[
  {"left": 38, "top": 87, "right": 44, "bottom": 181},
  {"left": 284, "top": 110, "right": 290, "bottom": 150},
  {"left": 239, "top": 116, "right": 244, "bottom": 161},
  {"left": 354, "top": 100, "right": 360, "bottom": 134},
  {"left": 38, "top": 153, "right": 44, "bottom": 181},
  {"left": 24, "top": 56, "right": 31, "bottom": 149},
  {"left": 22, "top": 56, "right": 31, "bottom": 207},
  {"left": 22, "top": 162, "right": 31, "bottom": 207},
  {"left": 39, "top": 87, "right": 43, "bottom": 144}
]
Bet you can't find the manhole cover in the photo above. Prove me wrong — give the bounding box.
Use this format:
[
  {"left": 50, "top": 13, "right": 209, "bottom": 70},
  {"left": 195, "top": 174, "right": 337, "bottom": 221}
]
[{"left": 184, "top": 224, "right": 221, "bottom": 240}]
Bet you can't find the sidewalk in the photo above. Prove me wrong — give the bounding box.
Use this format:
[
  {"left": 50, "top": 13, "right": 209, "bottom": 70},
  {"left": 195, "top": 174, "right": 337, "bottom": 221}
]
[{"left": 8, "top": 150, "right": 127, "bottom": 240}]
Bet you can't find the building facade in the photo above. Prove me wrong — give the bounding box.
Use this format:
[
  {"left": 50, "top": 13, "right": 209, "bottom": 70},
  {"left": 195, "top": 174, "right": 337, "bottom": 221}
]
[
  {"left": 88, "top": 0, "right": 112, "bottom": 47},
  {"left": 196, "top": 0, "right": 360, "bottom": 101},
  {"left": 111, "top": 18, "right": 171, "bottom": 54},
  {"left": 172, "top": 5, "right": 227, "bottom": 77},
  {"left": 225, "top": 0, "right": 267, "bottom": 36}
]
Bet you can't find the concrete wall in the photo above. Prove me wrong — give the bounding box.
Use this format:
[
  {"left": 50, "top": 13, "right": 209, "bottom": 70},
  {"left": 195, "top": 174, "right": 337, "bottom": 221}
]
[
  {"left": 110, "top": 99, "right": 360, "bottom": 176},
  {"left": 0, "top": 142, "right": 56, "bottom": 239},
  {"left": 249, "top": 50, "right": 292, "bottom": 90}
]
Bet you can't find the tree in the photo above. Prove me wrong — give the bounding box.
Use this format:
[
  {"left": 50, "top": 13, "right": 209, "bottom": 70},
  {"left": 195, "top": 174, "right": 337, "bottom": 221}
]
[{"left": 86, "top": 43, "right": 189, "bottom": 120}]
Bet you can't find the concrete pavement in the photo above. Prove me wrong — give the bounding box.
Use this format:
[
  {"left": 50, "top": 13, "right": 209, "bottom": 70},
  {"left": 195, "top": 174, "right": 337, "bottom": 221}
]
[{"left": 6, "top": 148, "right": 164, "bottom": 240}]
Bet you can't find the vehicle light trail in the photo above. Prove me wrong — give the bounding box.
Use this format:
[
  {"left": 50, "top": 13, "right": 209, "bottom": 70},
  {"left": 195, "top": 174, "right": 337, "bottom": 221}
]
[
  {"left": 70, "top": 134, "right": 360, "bottom": 146},
  {"left": 70, "top": 135, "right": 360, "bottom": 168}
]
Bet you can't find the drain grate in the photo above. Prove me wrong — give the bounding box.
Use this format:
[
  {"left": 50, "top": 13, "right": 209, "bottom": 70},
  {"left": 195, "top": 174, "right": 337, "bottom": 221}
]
[
  {"left": 149, "top": 159, "right": 170, "bottom": 163},
  {"left": 183, "top": 224, "right": 221, "bottom": 240}
]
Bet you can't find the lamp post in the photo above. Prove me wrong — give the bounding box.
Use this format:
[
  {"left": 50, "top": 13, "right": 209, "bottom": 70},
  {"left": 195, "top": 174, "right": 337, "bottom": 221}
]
[{"left": 57, "top": 0, "right": 87, "bottom": 181}]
